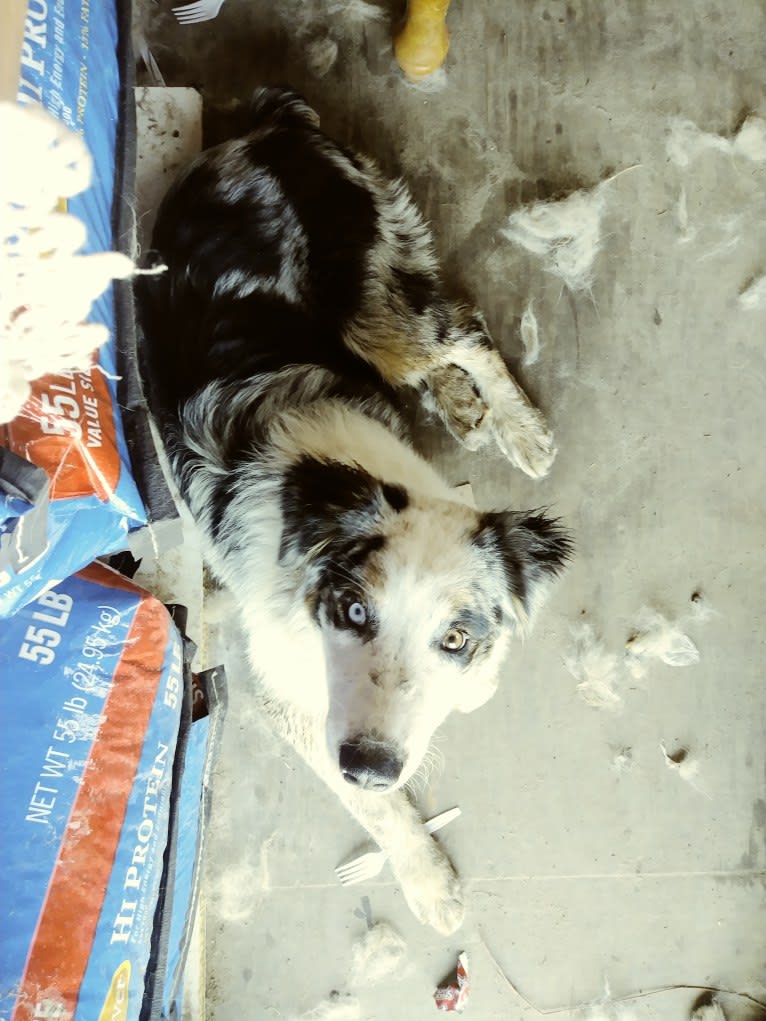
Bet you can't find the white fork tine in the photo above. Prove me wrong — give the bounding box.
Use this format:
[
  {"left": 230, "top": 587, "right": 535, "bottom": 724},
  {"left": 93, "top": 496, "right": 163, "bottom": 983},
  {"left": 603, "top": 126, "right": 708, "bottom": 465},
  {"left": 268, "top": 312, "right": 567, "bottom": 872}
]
[
  {"left": 172, "top": 0, "right": 226, "bottom": 24},
  {"left": 334, "top": 806, "right": 461, "bottom": 886},
  {"left": 335, "top": 852, "right": 384, "bottom": 886}
]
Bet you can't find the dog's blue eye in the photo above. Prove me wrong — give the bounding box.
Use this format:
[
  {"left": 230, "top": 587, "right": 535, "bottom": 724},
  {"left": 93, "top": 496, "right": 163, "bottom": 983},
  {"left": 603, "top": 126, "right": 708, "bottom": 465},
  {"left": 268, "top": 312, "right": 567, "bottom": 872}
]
[{"left": 347, "top": 601, "right": 367, "bottom": 626}]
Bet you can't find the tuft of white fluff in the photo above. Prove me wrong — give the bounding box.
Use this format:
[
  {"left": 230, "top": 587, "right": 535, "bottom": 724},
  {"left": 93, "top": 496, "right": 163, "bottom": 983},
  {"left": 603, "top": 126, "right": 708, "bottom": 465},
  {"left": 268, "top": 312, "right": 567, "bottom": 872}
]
[
  {"left": 500, "top": 186, "right": 607, "bottom": 292},
  {"left": 519, "top": 303, "right": 541, "bottom": 366},
  {"left": 306, "top": 36, "right": 339, "bottom": 77},
  {"left": 1, "top": 102, "right": 136, "bottom": 424},
  {"left": 738, "top": 274, "right": 766, "bottom": 310},
  {"left": 348, "top": 922, "right": 407, "bottom": 987},
  {"left": 667, "top": 115, "right": 766, "bottom": 168},
  {"left": 624, "top": 607, "right": 700, "bottom": 679},
  {"left": 564, "top": 624, "right": 622, "bottom": 711}
]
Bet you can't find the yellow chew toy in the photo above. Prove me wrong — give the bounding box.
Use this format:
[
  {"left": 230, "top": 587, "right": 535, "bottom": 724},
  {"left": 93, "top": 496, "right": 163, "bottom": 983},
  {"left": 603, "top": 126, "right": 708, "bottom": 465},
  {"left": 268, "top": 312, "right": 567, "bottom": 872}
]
[{"left": 394, "top": 0, "right": 450, "bottom": 81}]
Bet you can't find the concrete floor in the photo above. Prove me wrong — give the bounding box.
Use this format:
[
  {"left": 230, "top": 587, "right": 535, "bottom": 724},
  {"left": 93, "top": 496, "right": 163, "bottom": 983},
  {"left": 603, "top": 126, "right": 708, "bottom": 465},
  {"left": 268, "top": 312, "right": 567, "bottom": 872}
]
[{"left": 140, "top": 2, "right": 766, "bottom": 1018}]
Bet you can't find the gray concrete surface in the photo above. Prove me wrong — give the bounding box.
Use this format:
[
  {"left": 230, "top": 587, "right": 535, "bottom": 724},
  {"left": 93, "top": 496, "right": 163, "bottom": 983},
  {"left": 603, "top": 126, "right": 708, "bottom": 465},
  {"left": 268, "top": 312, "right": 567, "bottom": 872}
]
[{"left": 140, "top": 2, "right": 766, "bottom": 1018}]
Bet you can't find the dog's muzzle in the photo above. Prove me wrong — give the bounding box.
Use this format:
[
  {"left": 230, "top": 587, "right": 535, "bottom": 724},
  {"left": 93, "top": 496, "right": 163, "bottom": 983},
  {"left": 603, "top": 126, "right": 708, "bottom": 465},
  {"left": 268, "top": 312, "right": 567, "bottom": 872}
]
[{"left": 339, "top": 738, "right": 403, "bottom": 792}]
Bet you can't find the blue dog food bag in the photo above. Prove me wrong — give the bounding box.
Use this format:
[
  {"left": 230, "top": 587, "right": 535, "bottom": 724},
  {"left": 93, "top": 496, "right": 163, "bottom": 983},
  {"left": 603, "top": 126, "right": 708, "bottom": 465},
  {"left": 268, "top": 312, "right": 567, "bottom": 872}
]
[
  {"left": 2, "top": 0, "right": 148, "bottom": 618},
  {"left": 0, "top": 563, "right": 184, "bottom": 1021}
]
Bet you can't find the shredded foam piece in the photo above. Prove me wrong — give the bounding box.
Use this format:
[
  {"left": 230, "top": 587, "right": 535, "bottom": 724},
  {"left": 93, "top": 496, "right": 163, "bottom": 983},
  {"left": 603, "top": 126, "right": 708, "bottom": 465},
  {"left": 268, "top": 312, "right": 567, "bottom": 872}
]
[
  {"left": 519, "top": 303, "right": 541, "bottom": 366},
  {"left": 348, "top": 922, "right": 407, "bottom": 987},
  {"left": 667, "top": 115, "right": 766, "bottom": 168},
  {"left": 299, "top": 994, "right": 361, "bottom": 1020},
  {"left": 500, "top": 186, "right": 607, "bottom": 292},
  {"left": 625, "top": 607, "right": 700, "bottom": 679},
  {"left": 564, "top": 624, "right": 622, "bottom": 711},
  {"left": 738, "top": 274, "right": 766, "bottom": 310},
  {"left": 306, "top": 36, "right": 339, "bottom": 76},
  {"left": 1, "top": 102, "right": 136, "bottom": 424}
]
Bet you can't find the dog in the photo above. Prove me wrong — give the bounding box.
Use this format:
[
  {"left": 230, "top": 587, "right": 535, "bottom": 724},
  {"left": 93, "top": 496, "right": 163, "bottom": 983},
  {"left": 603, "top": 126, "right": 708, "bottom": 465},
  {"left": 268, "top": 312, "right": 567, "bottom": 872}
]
[{"left": 137, "top": 87, "right": 571, "bottom": 934}]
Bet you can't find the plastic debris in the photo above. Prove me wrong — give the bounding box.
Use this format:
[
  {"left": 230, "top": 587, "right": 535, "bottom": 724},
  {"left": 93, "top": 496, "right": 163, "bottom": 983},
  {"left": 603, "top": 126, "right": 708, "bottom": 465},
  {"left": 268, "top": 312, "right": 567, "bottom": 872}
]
[{"left": 434, "top": 952, "right": 470, "bottom": 1012}]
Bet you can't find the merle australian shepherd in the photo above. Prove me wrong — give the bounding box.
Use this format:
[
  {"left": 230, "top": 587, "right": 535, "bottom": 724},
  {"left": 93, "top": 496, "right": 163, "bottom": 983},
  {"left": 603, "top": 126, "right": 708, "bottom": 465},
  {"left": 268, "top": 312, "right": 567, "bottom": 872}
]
[{"left": 138, "top": 87, "right": 571, "bottom": 934}]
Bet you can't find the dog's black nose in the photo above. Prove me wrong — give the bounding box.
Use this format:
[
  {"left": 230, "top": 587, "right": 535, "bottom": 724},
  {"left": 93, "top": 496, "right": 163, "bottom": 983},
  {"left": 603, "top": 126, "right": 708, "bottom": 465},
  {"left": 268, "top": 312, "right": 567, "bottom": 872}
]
[{"left": 339, "top": 740, "right": 403, "bottom": 791}]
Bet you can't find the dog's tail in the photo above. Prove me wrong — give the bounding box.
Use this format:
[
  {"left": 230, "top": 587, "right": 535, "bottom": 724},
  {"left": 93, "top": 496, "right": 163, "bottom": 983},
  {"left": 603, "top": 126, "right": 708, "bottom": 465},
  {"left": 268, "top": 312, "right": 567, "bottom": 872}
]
[{"left": 249, "top": 86, "right": 320, "bottom": 133}]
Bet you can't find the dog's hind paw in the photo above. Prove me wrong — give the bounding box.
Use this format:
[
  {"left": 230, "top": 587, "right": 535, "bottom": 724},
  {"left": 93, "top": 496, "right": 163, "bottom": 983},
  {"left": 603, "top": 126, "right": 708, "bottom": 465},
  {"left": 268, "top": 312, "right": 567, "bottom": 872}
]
[
  {"left": 400, "top": 854, "right": 465, "bottom": 934},
  {"left": 490, "top": 405, "right": 557, "bottom": 479}
]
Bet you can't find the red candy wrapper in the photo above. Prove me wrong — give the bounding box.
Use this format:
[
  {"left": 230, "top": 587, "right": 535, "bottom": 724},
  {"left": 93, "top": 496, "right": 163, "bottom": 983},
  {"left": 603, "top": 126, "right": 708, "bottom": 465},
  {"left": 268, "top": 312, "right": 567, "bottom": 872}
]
[{"left": 433, "top": 951, "right": 470, "bottom": 1012}]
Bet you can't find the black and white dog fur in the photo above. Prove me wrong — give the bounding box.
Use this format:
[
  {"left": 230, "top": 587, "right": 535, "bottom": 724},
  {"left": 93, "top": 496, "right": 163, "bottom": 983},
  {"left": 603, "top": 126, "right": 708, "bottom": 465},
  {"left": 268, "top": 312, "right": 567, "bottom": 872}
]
[{"left": 138, "top": 88, "right": 571, "bottom": 935}]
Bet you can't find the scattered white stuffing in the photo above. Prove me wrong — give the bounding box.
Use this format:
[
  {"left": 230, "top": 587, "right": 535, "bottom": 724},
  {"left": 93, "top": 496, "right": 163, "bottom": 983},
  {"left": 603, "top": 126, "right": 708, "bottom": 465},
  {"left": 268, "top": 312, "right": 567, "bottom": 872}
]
[
  {"left": 306, "top": 36, "right": 339, "bottom": 77},
  {"left": 564, "top": 624, "right": 622, "bottom": 711},
  {"left": 667, "top": 115, "right": 766, "bottom": 167},
  {"left": 348, "top": 922, "right": 407, "bottom": 987},
  {"left": 732, "top": 115, "right": 766, "bottom": 161},
  {"left": 519, "top": 303, "right": 541, "bottom": 366},
  {"left": 675, "top": 186, "right": 692, "bottom": 241},
  {"left": 610, "top": 748, "right": 634, "bottom": 775},
  {"left": 500, "top": 186, "right": 607, "bottom": 292},
  {"left": 577, "top": 982, "right": 637, "bottom": 1021},
  {"left": 579, "top": 1008, "right": 637, "bottom": 1021},
  {"left": 298, "top": 994, "right": 361, "bottom": 1020},
  {"left": 402, "top": 67, "right": 449, "bottom": 93},
  {"left": 625, "top": 607, "right": 700, "bottom": 679},
  {"left": 738, "top": 274, "right": 766, "bottom": 310},
  {"left": 328, "top": 0, "right": 385, "bottom": 21},
  {"left": 690, "top": 998, "right": 728, "bottom": 1021}
]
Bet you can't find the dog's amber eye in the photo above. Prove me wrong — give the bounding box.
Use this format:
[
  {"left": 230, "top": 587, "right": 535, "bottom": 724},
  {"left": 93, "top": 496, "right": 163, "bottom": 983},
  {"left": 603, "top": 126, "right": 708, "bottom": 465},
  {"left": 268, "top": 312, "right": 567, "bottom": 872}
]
[
  {"left": 347, "top": 601, "right": 367, "bottom": 627},
  {"left": 441, "top": 628, "right": 468, "bottom": 652}
]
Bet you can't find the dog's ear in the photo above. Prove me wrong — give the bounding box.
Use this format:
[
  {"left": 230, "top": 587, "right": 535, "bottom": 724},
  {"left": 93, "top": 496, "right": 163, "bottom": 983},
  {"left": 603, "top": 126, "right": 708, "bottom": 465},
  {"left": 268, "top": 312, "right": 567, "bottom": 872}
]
[
  {"left": 474, "top": 510, "right": 572, "bottom": 625},
  {"left": 279, "top": 456, "right": 407, "bottom": 560}
]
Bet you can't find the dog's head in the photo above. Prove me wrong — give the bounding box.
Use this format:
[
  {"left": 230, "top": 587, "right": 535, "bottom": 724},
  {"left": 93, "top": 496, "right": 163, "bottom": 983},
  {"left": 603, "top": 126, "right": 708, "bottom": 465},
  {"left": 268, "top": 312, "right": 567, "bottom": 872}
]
[{"left": 280, "top": 456, "right": 571, "bottom": 793}]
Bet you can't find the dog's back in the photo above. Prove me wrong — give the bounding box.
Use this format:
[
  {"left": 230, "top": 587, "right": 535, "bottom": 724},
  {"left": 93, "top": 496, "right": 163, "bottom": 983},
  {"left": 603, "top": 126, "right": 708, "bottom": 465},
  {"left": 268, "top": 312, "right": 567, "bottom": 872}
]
[{"left": 138, "top": 87, "right": 389, "bottom": 428}]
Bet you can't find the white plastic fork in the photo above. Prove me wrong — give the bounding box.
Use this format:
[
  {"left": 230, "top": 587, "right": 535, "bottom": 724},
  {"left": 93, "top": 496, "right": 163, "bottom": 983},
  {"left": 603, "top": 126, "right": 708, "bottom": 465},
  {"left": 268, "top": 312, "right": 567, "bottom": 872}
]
[
  {"left": 172, "top": 0, "right": 226, "bottom": 25},
  {"left": 334, "top": 806, "right": 461, "bottom": 886}
]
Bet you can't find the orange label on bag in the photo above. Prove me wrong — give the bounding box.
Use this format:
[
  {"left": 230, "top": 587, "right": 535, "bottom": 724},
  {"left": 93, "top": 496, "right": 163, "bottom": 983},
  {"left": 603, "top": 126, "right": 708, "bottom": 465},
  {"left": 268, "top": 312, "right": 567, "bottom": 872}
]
[{"left": 3, "top": 357, "right": 120, "bottom": 502}]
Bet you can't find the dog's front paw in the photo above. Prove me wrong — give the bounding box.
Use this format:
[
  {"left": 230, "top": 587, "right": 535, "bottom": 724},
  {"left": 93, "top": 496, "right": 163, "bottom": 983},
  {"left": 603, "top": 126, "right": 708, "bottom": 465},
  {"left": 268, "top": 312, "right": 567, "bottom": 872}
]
[
  {"left": 491, "top": 405, "right": 556, "bottom": 479},
  {"left": 397, "top": 845, "right": 465, "bottom": 935}
]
